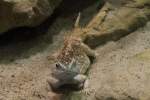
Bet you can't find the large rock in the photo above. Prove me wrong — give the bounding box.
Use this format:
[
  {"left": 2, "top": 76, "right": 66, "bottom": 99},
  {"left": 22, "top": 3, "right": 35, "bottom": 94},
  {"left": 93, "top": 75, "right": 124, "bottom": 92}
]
[
  {"left": 63, "top": 0, "right": 150, "bottom": 100},
  {"left": 64, "top": 21, "right": 150, "bottom": 100},
  {"left": 84, "top": 3, "right": 150, "bottom": 47},
  {"left": 0, "top": 0, "right": 62, "bottom": 33}
]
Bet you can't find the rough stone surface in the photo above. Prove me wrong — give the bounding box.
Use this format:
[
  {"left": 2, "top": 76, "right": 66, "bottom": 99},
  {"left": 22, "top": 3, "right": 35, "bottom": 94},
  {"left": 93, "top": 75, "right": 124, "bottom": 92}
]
[
  {"left": 84, "top": 4, "right": 150, "bottom": 48},
  {"left": 90, "top": 22, "right": 150, "bottom": 100},
  {"left": 0, "top": 0, "right": 62, "bottom": 33},
  {"left": 65, "top": 20, "right": 150, "bottom": 100},
  {"left": 64, "top": 0, "right": 150, "bottom": 100}
]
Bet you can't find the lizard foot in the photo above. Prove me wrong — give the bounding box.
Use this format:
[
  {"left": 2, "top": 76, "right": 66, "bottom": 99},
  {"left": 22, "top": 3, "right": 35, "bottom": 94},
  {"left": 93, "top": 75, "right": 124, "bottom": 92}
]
[{"left": 82, "top": 79, "right": 95, "bottom": 96}]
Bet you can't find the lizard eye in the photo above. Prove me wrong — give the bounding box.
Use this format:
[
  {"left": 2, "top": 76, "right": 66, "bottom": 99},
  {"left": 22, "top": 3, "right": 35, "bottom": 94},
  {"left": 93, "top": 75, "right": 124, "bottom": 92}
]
[
  {"left": 55, "top": 63, "right": 61, "bottom": 69},
  {"left": 55, "top": 62, "right": 66, "bottom": 71}
]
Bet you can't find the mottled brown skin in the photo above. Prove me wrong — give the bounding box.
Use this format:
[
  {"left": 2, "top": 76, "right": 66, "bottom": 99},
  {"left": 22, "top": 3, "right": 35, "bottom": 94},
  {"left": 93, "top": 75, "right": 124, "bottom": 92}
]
[
  {"left": 57, "top": 36, "right": 96, "bottom": 73},
  {"left": 48, "top": 36, "right": 96, "bottom": 91},
  {"left": 47, "top": 5, "right": 108, "bottom": 90},
  {"left": 47, "top": 2, "right": 111, "bottom": 91}
]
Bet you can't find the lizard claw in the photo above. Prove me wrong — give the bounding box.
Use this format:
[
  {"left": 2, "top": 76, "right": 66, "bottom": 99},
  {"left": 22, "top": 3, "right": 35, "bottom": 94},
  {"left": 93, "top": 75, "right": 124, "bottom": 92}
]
[{"left": 82, "top": 79, "right": 95, "bottom": 96}]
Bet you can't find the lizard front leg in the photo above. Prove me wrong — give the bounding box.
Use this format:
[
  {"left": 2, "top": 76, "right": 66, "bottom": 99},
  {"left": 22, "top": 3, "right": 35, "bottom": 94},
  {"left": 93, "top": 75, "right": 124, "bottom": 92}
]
[
  {"left": 80, "top": 42, "right": 98, "bottom": 59},
  {"left": 47, "top": 77, "right": 63, "bottom": 91}
]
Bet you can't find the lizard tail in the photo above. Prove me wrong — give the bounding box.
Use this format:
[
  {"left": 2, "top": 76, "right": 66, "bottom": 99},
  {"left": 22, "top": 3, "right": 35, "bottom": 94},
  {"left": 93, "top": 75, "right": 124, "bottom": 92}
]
[{"left": 74, "top": 12, "right": 81, "bottom": 28}]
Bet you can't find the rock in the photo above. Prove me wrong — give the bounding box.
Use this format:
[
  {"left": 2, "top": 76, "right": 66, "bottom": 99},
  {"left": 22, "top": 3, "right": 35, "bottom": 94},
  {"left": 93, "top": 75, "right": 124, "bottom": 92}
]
[
  {"left": 135, "top": 49, "right": 150, "bottom": 60},
  {"left": 64, "top": 1, "right": 150, "bottom": 100},
  {"left": 0, "top": 0, "right": 62, "bottom": 33},
  {"left": 66, "top": 22, "right": 150, "bottom": 100},
  {"left": 83, "top": 0, "right": 150, "bottom": 47},
  {"left": 135, "top": 0, "right": 150, "bottom": 6}
]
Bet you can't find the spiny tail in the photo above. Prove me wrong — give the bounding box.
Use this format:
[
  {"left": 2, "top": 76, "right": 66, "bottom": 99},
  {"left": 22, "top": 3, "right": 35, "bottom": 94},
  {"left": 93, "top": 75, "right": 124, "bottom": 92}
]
[
  {"left": 87, "top": 3, "right": 110, "bottom": 28},
  {"left": 74, "top": 12, "right": 81, "bottom": 28}
]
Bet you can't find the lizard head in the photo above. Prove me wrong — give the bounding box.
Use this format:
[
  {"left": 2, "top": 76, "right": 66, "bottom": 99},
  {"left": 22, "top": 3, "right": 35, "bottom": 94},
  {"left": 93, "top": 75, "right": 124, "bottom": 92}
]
[
  {"left": 55, "top": 58, "right": 79, "bottom": 73},
  {"left": 52, "top": 58, "right": 87, "bottom": 90}
]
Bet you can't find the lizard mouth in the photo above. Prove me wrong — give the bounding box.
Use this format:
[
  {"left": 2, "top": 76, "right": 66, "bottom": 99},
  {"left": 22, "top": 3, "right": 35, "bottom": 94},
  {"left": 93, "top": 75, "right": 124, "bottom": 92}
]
[
  {"left": 53, "top": 82, "right": 85, "bottom": 92},
  {"left": 51, "top": 69, "right": 86, "bottom": 92}
]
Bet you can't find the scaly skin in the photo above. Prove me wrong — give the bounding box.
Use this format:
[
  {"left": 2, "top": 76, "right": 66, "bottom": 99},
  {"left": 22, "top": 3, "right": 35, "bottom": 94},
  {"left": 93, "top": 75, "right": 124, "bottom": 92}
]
[
  {"left": 48, "top": 36, "right": 97, "bottom": 91},
  {"left": 47, "top": 3, "right": 110, "bottom": 91},
  {"left": 47, "top": 3, "right": 111, "bottom": 91}
]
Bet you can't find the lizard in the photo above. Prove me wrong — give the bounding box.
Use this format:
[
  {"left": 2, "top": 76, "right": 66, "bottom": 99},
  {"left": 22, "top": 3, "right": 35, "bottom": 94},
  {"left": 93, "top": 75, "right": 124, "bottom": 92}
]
[
  {"left": 48, "top": 35, "right": 97, "bottom": 91},
  {"left": 47, "top": 2, "right": 111, "bottom": 91}
]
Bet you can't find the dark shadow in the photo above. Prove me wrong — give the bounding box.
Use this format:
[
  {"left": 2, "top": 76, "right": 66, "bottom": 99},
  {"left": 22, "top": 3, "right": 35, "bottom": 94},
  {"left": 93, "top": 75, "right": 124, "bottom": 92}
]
[
  {"left": 0, "top": 14, "right": 58, "bottom": 46},
  {"left": 0, "top": 0, "right": 102, "bottom": 64},
  {"left": 105, "top": 97, "right": 117, "bottom": 100},
  {"left": 50, "top": 83, "right": 83, "bottom": 94},
  {"left": 57, "top": 0, "right": 103, "bottom": 16}
]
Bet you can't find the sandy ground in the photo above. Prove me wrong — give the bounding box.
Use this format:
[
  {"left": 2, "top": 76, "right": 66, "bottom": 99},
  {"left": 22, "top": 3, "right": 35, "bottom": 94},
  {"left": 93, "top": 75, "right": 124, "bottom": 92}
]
[{"left": 0, "top": 2, "right": 99, "bottom": 100}]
